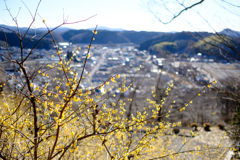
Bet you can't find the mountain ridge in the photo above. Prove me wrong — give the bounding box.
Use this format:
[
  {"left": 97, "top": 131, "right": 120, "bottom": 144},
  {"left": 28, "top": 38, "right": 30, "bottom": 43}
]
[{"left": 1, "top": 25, "right": 239, "bottom": 61}]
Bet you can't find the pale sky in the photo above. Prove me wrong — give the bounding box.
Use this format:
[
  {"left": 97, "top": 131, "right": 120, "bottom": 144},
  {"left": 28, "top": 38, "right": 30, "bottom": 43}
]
[{"left": 1, "top": 0, "right": 240, "bottom": 32}]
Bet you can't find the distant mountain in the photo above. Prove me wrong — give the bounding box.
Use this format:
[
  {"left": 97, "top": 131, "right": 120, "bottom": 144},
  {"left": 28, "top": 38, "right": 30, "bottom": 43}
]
[
  {"left": 0, "top": 30, "right": 54, "bottom": 49},
  {"left": 193, "top": 34, "right": 240, "bottom": 60},
  {"left": 0, "top": 24, "right": 31, "bottom": 33},
  {"left": 139, "top": 32, "right": 202, "bottom": 51},
  {"left": 62, "top": 29, "right": 162, "bottom": 44},
  {"left": 219, "top": 28, "right": 240, "bottom": 38},
  {"left": 121, "top": 31, "right": 163, "bottom": 44},
  {"left": 1, "top": 24, "right": 239, "bottom": 61},
  {"left": 68, "top": 30, "right": 130, "bottom": 44},
  {"left": 0, "top": 24, "right": 71, "bottom": 34},
  {"left": 0, "top": 25, "right": 162, "bottom": 49},
  {"left": 139, "top": 30, "right": 240, "bottom": 61},
  {"left": 37, "top": 26, "right": 73, "bottom": 34},
  {"left": 0, "top": 25, "right": 64, "bottom": 49},
  {"left": 88, "top": 26, "right": 126, "bottom": 31}
]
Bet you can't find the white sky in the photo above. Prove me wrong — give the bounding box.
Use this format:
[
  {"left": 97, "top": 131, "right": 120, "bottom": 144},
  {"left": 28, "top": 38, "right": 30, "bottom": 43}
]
[{"left": 0, "top": 0, "right": 240, "bottom": 32}]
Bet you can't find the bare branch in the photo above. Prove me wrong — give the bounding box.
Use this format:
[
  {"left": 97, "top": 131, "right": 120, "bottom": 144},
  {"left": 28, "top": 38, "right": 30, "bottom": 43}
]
[{"left": 151, "top": 0, "right": 205, "bottom": 24}]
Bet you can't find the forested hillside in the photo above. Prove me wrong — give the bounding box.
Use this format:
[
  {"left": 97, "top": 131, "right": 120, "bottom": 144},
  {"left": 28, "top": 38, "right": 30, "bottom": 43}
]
[{"left": 1, "top": 25, "right": 239, "bottom": 61}]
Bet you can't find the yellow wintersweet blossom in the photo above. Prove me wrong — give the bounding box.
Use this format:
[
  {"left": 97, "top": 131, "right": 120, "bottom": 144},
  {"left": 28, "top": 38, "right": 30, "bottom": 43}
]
[{"left": 111, "top": 77, "right": 115, "bottom": 82}]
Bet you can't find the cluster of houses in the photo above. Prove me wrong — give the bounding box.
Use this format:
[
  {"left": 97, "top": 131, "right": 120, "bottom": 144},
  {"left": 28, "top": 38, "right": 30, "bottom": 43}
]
[{"left": 0, "top": 42, "right": 222, "bottom": 93}]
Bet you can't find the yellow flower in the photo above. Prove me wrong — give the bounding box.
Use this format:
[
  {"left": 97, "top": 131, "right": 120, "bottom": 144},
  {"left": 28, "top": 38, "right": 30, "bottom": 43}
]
[
  {"left": 111, "top": 77, "right": 115, "bottom": 82},
  {"left": 208, "top": 84, "right": 211, "bottom": 88},
  {"left": 213, "top": 80, "right": 217, "bottom": 84},
  {"left": 42, "top": 19, "right": 45, "bottom": 23},
  {"left": 116, "top": 74, "right": 120, "bottom": 78},
  {"left": 92, "top": 30, "right": 97, "bottom": 34},
  {"left": 198, "top": 93, "right": 201, "bottom": 96}
]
